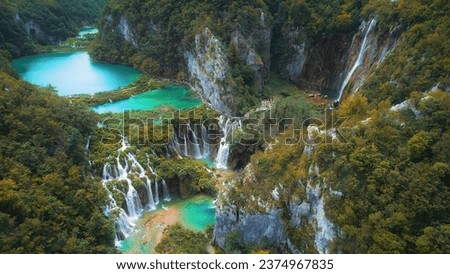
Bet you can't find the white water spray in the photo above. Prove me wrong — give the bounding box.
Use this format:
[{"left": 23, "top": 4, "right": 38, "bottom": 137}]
[{"left": 337, "top": 19, "right": 377, "bottom": 101}]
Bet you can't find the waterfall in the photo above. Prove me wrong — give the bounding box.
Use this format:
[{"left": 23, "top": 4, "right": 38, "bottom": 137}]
[
  {"left": 162, "top": 179, "right": 171, "bottom": 201},
  {"left": 173, "top": 134, "right": 181, "bottom": 156},
  {"left": 125, "top": 182, "right": 143, "bottom": 216},
  {"left": 154, "top": 180, "right": 160, "bottom": 205},
  {"left": 216, "top": 142, "right": 230, "bottom": 169},
  {"left": 188, "top": 123, "right": 203, "bottom": 159},
  {"left": 337, "top": 19, "right": 377, "bottom": 101},
  {"left": 99, "top": 137, "right": 172, "bottom": 245},
  {"left": 215, "top": 116, "right": 235, "bottom": 169},
  {"left": 144, "top": 177, "right": 156, "bottom": 210},
  {"left": 115, "top": 208, "right": 134, "bottom": 240},
  {"left": 171, "top": 121, "right": 212, "bottom": 159},
  {"left": 101, "top": 163, "right": 135, "bottom": 242},
  {"left": 201, "top": 124, "right": 211, "bottom": 157},
  {"left": 147, "top": 154, "right": 171, "bottom": 202},
  {"left": 85, "top": 135, "right": 91, "bottom": 151},
  {"left": 127, "top": 152, "right": 157, "bottom": 210},
  {"left": 116, "top": 155, "right": 141, "bottom": 218},
  {"left": 183, "top": 133, "right": 188, "bottom": 156}
]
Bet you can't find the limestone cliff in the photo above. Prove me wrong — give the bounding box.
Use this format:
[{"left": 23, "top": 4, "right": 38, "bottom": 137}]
[
  {"left": 93, "top": 3, "right": 272, "bottom": 116},
  {"left": 95, "top": 11, "right": 399, "bottom": 112},
  {"left": 214, "top": 155, "right": 338, "bottom": 254},
  {"left": 283, "top": 19, "right": 399, "bottom": 99},
  {"left": 184, "top": 29, "right": 234, "bottom": 115}
]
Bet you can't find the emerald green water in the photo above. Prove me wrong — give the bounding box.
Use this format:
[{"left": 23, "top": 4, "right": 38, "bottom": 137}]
[
  {"left": 118, "top": 196, "right": 215, "bottom": 253},
  {"left": 12, "top": 51, "right": 141, "bottom": 96},
  {"left": 92, "top": 85, "right": 202, "bottom": 114},
  {"left": 118, "top": 229, "right": 152, "bottom": 254},
  {"left": 200, "top": 157, "right": 217, "bottom": 169},
  {"left": 78, "top": 27, "right": 98, "bottom": 37},
  {"left": 180, "top": 197, "right": 216, "bottom": 231}
]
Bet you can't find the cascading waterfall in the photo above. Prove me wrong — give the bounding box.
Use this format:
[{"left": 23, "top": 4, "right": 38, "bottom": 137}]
[
  {"left": 215, "top": 116, "right": 242, "bottom": 169},
  {"left": 337, "top": 19, "right": 377, "bottom": 101},
  {"left": 101, "top": 163, "right": 134, "bottom": 242},
  {"left": 215, "top": 116, "right": 230, "bottom": 169},
  {"left": 100, "top": 137, "right": 171, "bottom": 245},
  {"left": 215, "top": 142, "right": 230, "bottom": 169},
  {"left": 170, "top": 121, "right": 215, "bottom": 160},
  {"left": 85, "top": 135, "right": 91, "bottom": 150},
  {"left": 144, "top": 177, "right": 156, "bottom": 211},
  {"left": 188, "top": 123, "right": 203, "bottom": 159},
  {"left": 154, "top": 180, "right": 160, "bottom": 205},
  {"left": 173, "top": 135, "right": 181, "bottom": 156},
  {"left": 201, "top": 124, "right": 211, "bottom": 157},
  {"left": 127, "top": 152, "right": 157, "bottom": 211},
  {"left": 116, "top": 154, "right": 143, "bottom": 218},
  {"left": 161, "top": 179, "right": 171, "bottom": 201},
  {"left": 183, "top": 133, "right": 188, "bottom": 156},
  {"left": 146, "top": 155, "right": 171, "bottom": 202}
]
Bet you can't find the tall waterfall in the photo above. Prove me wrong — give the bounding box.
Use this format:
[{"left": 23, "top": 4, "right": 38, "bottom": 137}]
[
  {"left": 146, "top": 156, "right": 171, "bottom": 202},
  {"left": 154, "top": 180, "right": 160, "bottom": 205},
  {"left": 183, "top": 133, "right": 188, "bottom": 156},
  {"left": 201, "top": 124, "right": 211, "bottom": 157},
  {"left": 215, "top": 116, "right": 231, "bottom": 169},
  {"left": 188, "top": 124, "right": 203, "bottom": 159},
  {"left": 162, "top": 179, "right": 171, "bottom": 201},
  {"left": 169, "top": 117, "right": 241, "bottom": 167},
  {"left": 171, "top": 121, "right": 212, "bottom": 160},
  {"left": 100, "top": 137, "right": 170, "bottom": 244},
  {"left": 144, "top": 177, "right": 156, "bottom": 211},
  {"left": 337, "top": 19, "right": 377, "bottom": 101},
  {"left": 215, "top": 116, "right": 241, "bottom": 169},
  {"left": 173, "top": 135, "right": 181, "bottom": 156},
  {"left": 85, "top": 135, "right": 91, "bottom": 150}
]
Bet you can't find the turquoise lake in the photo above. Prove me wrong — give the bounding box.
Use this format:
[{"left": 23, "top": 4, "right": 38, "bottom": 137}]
[
  {"left": 118, "top": 196, "right": 215, "bottom": 253},
  {"left": 78, "top": 27, "right": 98, "bottom": 37},
  {"left": 180, "top": 197, "right": 216, "bottom": 231},
  {"left": 12, "top": 51, "right": 141, "bottom": 96},
  {"left": 92, "top": 85, "right": 203, "bottom": 114}
]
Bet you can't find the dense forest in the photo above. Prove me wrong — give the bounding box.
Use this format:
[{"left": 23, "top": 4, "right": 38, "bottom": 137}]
[
  {"left": 0, "top": 70, "right": 115, "bottom": 253},
  {"left": 0, "top": 0, "right": 106, "bottom": 57},
  {"left": 227, "top": 91, "right": 449, "bottom": 254},
  {"left": 0, "top": 0, "right": 114, "bottom": 253}
]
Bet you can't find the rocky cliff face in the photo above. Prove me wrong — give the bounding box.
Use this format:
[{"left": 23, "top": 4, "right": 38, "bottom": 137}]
[
  {"left": 95, "top": 7, "right": 272, "bottom": 116},
  {"left": 284, "top": 19, "right": 399, "bottom": 99},
  {"left": 229, "top": 12, "right": 272, "bottom": 95},
  {"left": 214, "top": 195, "right": 288, "bottom": 249},
  {"left": 97, "top": 13, "right": 398, "bottom": 111},
  {"left": 214, "top": 146, "right": 339, "bottom": 253},
  {"left": 184, "top": 28, "right": 234, "bottom": 115},
  {"left": 118, "top": 16, "right": 137, "bottom": 48}
]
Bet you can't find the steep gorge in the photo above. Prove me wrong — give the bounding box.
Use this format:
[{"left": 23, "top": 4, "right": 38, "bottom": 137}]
[{"left": 92, "top": 1, "right": 403, "bottom": 115}]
